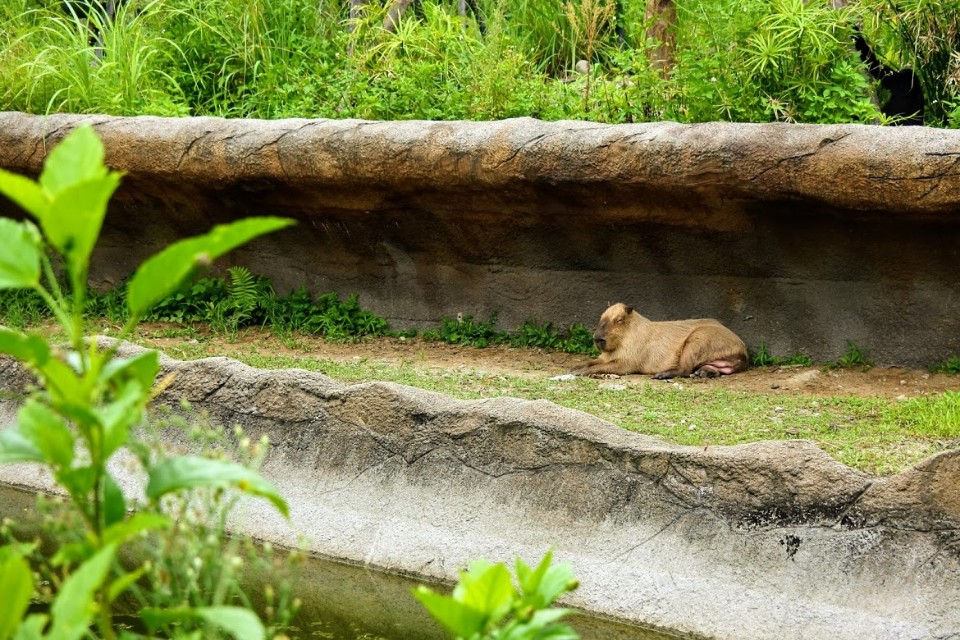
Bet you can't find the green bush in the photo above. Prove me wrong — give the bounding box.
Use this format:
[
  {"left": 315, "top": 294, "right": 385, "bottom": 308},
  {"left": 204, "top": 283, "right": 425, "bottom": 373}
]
[
  {"left": 0, "top": 125, "right": 294, "bottom": 639},
  {"left": 3, "top": 0, "right": 946, "bottom": 126}
]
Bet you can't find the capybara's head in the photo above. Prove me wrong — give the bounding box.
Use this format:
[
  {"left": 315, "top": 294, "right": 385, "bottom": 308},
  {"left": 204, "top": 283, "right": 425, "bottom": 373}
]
[{"left": 593, "top": 303, "right": 634, "bottom": 353}]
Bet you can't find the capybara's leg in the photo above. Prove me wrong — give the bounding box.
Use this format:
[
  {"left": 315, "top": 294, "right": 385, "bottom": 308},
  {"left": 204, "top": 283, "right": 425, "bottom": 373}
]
[
  {"left": 694, "top": 359, "right": 745, "bottom": 377},
  {"left": 652, "top": 368, "right": 685, "bottom": 380},
  {"left": 571, "top": 359, "right": 626, "bottom": 377},
  {"left": 659, "top": 327, "right": 735, "bottom": 379}
]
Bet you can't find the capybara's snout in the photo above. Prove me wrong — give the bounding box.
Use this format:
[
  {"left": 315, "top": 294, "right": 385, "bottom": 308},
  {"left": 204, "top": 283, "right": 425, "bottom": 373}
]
[{"left": 594, "top": 334, "right": 606, "bottom": 351}]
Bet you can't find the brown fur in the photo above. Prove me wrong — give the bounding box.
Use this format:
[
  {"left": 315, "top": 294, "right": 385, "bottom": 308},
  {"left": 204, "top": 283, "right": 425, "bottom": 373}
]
[{"left": 571, "top": 303, "right": 748, "bottom": 379}]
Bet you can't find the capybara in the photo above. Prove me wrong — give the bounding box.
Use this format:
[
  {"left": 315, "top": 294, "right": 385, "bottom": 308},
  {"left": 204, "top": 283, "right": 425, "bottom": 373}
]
[{"left": 571, "top": 303, "right": 748, "bottom": 379}]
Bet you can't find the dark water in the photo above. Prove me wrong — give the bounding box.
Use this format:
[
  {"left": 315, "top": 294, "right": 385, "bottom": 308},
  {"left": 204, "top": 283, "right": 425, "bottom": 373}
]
[
  {"left": 278, "top": 553, "right": 680, "bottom": 640},
  {"left": 1, "top": 482, "right": 679, "bottom": 640}
]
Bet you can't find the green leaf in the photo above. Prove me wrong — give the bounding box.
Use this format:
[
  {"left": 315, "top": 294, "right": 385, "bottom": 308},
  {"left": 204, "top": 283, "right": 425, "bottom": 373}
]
[
  {"left": 0, "top": 219, "right": 42, "bottom": 291},
  {"left": 98, "top": 380, "right": 145, "bottom": 459},
  {"left": 107, "top": 564, "right": 149, "bottom": 604},
  {"left": 529, "top": 561, "right": 575, "bottom": 608},
  {"left": 16, "top": 400, "right": 74, "bottom": 468},
  {"left": 102, "top": 512, "right": 169, "bottom": 547},
  {"left": 99, "top": 350, "right": 159, "bottom": 392},
  {"left": 103, "top": 472, "right": 126, "bottom": 527},
  {"left": 517, "top": 550, "right": 575, "bottom": 609},
  {"left": 196, "top": 607, "right": 265, "bottom": 640},
  {"left": 12, "top": 615, "right": 46, "bottom": 640},
  {"left": 57, "top": 465, "right": 98, "bottom": 500},
  {"left": 146, "top": 456, "right": 289, "bottom": 518},
  {"left": 0, "top": 430, "right": 44, "bottom": 465},
  {"left": 44, "top": 174, "right": 121, "bottom": 275},
  {"left": 141, "top": 606, "right": 265, "bottom": 640},
  {"left": 0, "top": 551, "right": 33, "bottom": 640},
  {"left": 0, "top": 329, "right": 50, "bottom": 368},
  {"left": 458, "top": 561, "right": 514, "bottom": 626},
  {"left": 413, "top": 586, "right": 487, "bottom": 638},
  {"left": 0, "top": 169, "right": 49, "bottom": 221},
  {"left": 126, "top": 217, "right": 295, "bottom": 317},
  {"left": 37, "top": 358, "right": 88, "bottom": 415},
  {"left": 38, "top": 125, "right": 108, "bottom": 196},
  {"left": 47, "top": 544, "right": 116, "bottom": 640}
]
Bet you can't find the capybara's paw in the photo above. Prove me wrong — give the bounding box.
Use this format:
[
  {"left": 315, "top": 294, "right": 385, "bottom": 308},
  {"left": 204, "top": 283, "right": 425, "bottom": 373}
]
[
  {"left": 592, "top": 373, "right": 621, "bottom": 380},
  {"left": 693, "top": 366, "right": 722, "bottom": 378}
]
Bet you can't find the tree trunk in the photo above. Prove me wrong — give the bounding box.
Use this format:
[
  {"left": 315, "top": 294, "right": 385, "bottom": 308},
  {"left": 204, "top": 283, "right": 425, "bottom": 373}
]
[
  {"left": 645, "top": 0, "right": 675, "bottom": 73},
  {"left": 383, "top": 0, "right": 415, "bottom": 32}
]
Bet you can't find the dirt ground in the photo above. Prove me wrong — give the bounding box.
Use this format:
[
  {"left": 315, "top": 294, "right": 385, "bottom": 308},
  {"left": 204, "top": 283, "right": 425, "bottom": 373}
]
[{"left": 142, "top": 328, "right": 960, "bottom": 400}]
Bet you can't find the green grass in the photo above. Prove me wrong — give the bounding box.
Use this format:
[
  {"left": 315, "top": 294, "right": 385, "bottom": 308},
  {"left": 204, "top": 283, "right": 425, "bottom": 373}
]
[
  {"left": 138, "top": 340, "right": 957, "bottom": 476},
  {"left": 4, "top": 276, "right": 957, "bottom": 476},
  {"left": 1, "top": 0, "right": 921, "bottom": 125}
]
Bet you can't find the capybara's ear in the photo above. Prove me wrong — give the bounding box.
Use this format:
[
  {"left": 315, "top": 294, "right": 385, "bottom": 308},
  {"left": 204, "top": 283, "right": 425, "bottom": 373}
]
[{"left": 624, "top": 305, "right": 634, "bottom": 315}]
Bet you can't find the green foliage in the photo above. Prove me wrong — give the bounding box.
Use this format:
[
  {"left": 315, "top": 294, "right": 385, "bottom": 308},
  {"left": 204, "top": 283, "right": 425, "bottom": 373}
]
[
  {"left": 829, "top": 340, "right": 874, "bottom": 370},
  {"left": 267, "top": 289, "right": 389, "bottom": 339},
  {"left": 883, "top": 390, "right": 960, "bottom": 440},
  {"left": 750, "top": 343, "right": 813, "bottom": 367},
  {"left": 859, "top": 0, "right": 960, "bottom": 126},
  {"left": 415, "top": 549, "right": 580, "bottom": 640},
  {"left": 0, "top": 0, "right": 930, "bottom": 125},
  {"left": 931, "top": 355, "right": 960, "bottom": 375},
  {"left": 0, "top": 125, "right": 292, "bottom": 638},
  {"left": 423, "top": 313, "right": 503, "bottom": 348}
]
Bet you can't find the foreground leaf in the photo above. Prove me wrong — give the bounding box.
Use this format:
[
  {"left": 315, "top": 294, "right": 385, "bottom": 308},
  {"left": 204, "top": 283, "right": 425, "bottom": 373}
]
[
  {"left": 16, "top": 399, "right": 75, "bottom": 469},
  {"left": 146, "top": 456, "right": 289, "bottom": 518},
  {"left": 413, "top": 586, "right": 488, "bottom": 639},
  {"left": 0, "top": 430, "right": 44, "bottom": 465},
  {"left": 38, "top": 125, "right": 108, "bottom": 196},
  {"left": 0, "top": 219, "right": 42, "bottom": 291},
  {"left": 142, "top": 606, "right": 265, "bottom": 640},
  {"left": 47, "top": 544, "right": 116, "bottom": 640},
  {"left": 45, "top": 175, "right": 121, "bottom": 277},
  {"left": 0, "top": 329, "right": 50, "bottom": 369},
  {"left": 127, "top": 217, "right": 294, "bottom": 317},
  {"left": 0, "top": 169, "right": 49, "bottom": 221},
  {"left": 0, "top": 550, "right": 33, "bottom": 640}
]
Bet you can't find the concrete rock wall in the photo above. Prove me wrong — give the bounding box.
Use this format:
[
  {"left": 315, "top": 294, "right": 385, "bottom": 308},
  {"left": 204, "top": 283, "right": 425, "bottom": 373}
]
[
  {"left": 0, "top": 112, "right": 959, "bottom": 364},
  {"left": 1, "top": 346, "right": 958, "bottom": 639}
]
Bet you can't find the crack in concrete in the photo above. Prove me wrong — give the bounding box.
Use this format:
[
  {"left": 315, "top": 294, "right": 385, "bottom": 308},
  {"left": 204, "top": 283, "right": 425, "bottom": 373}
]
[{"left": 176, "top": 130, "right": 215, "bottom": 170}]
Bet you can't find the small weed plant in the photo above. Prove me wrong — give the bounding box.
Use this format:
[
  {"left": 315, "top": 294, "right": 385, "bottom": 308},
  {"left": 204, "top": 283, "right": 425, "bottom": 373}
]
[
  {"left": 932, "top": 355, "right": 960, "bottom": 375},
  {"left": 750, "top": 343, "right": 813, "bottom": 367},
  {"left": 829, "top": 340, "right": 874, "bottom": 370},
  {"left": 0, "top": 125, "right": 294, "bottom": 639},
  {"left": 415, "top": 549, "right": 581, "bottom": 640}
]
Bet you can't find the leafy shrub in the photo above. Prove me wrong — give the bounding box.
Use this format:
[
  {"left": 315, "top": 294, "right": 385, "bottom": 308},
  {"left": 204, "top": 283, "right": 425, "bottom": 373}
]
[
  {"left": 1, "top": 0, "right": 933, "bottom": 126},
  {"left": 0, "top": 124, "right": 294, "bottom": 638},
  {"left": 931, "top": 355, "right": 960, "bottom": 375},
  {"left": 415, "top": 550, "right": 581, "bottom": 640},
  {"left": 829, "top": 340, "right": 874, "bottom": 370},
  {"left": 423, "top": 313, "right": 503, "bottom": 348},
  {"left": 750, "top": 343, "right": 813, "bottom": 367}
]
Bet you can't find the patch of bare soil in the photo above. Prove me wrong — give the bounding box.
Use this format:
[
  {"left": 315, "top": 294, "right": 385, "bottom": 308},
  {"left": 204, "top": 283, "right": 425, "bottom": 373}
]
[{"left": 143, "top": 328, "right": 960, "bottom": 399}]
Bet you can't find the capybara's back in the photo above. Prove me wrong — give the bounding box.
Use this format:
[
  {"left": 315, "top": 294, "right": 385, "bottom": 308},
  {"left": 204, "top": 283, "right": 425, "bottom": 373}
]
[{"left": 572, "top": 303, "right": 748, "bottom": 379}]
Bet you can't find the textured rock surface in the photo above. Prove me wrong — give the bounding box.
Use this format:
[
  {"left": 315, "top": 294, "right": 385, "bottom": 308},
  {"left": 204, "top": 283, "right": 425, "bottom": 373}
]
[
  {"left": 1, "top": 346, "right": 958, "bottom": 639},
  {"left": 1, "top": 112, "right": 960, "bottom": 365}
]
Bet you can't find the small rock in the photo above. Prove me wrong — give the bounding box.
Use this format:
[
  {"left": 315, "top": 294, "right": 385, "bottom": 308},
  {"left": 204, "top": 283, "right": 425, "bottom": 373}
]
[
  {"left": 550, "top": 373, "right": 576, "bottom": 381},
  {"left": 896, "top": 394, "right": 908, "bottom": 401},
  {"left": 575, "top": 59, "right": 590, "bottom": 74},
  {"left": 770, "top": 383, "right": 781, "bottom": 389},
  {"left": 600, "top": 384, "right": 626, "bottom": 391}
]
